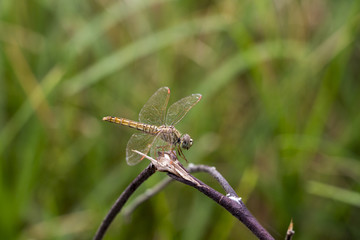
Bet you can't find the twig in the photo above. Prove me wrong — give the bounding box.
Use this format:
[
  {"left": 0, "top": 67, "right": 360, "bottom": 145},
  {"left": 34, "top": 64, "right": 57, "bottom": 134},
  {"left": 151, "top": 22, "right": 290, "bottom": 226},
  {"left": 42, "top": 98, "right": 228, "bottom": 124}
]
[
  {"left": 122, "top": 177, "right": 172, "bottom": 220},
  {"left": 93, "top": 164, "right": 156, "bottom": 240},
  {"left": 168, "top": 173, "right": 274, "bottom": 240},
  {"left": 187, "top": 164, "right": 238, "bottom": 197},
  {"left": 123, "top": 163, "right": 239, "bottom": 218},
  {"left": 133, "top": 150, "right": 201, "bottom": 186},
  {"left": 94, "top": 151, "right": 275, "bottom": 240},
  {"left": 285, "top": 219, "right": 295, "bottom": 240},
  {"left": 130, "top": 151, "right": 273, "bottom": 239}
]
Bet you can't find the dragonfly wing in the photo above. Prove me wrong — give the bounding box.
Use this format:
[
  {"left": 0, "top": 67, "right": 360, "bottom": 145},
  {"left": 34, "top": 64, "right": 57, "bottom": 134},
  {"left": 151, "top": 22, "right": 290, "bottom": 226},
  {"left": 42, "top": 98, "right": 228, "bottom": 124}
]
[
  {"left": 126, "top": 132, "right": 156, "bottom": 166},
  {"left": 150, "top": 132, "right": 171, "bottom": 155},
  {"left": 166, "top": 93, "right": 202, "bottom": 126},
  {"left": 139, "top": 87, "right": 170, "bottom": 126},
  {"left": 127, "top": 131, "right": 168, "bottom": 166}
]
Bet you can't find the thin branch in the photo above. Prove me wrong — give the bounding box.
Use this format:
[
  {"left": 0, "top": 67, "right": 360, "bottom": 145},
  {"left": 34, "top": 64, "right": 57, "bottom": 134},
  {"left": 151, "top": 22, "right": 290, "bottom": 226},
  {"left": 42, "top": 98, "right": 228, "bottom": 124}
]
[
  {"left": 168, "top": 173, "right": 274, "bottom": 240},
  {"left": 122, "top": 177, "right": 172, "bottom": 220},
  {"left": 123, "top": 163, "right": 239, "bottom": 218},
  {"left": 285, "top": 219, "right": 295, "bottom": 240},
  {"left": 187, "top": 163, "right": 238, "bottom": 197},
  {"left": 134, "top": 151, "right": 273, "bottom": 239},
  {"left": 94, "top": 151, "right": 275, "bottom": 240},
  {"left": 93, "top": 164, "right": 156, "bottom": 240}
]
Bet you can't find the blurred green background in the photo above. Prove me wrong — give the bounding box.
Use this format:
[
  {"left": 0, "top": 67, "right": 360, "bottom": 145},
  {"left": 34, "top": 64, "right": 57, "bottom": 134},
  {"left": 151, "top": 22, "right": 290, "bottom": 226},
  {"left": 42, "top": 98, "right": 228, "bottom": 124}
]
[{"left": 1, "top": 0, "right": 360, "bottom": 239}]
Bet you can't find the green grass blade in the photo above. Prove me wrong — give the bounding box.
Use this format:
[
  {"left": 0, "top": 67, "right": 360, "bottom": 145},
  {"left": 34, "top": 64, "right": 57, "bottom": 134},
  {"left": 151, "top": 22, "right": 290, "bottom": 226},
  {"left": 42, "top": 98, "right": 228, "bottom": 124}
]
[
  {"left": 307, "top": 181, "right": 360, "bottom": 207},
  {"left": 62, "top": 15, "right": 228, "bottom": 96}
]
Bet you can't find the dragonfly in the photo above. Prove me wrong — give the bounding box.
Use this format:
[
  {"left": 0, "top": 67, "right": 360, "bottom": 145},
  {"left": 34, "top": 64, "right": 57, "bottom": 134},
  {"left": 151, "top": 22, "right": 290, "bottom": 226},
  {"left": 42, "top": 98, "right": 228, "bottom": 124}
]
[{"left": 103, "top": 87, "right": 202, "bottom": 166}]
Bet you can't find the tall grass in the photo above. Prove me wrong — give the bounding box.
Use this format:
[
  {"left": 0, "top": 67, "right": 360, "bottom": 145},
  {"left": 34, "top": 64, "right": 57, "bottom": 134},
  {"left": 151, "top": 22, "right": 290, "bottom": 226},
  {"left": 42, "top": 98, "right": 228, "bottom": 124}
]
[{"left": 1, "top": 0, "right": 360, "bottom": 239}]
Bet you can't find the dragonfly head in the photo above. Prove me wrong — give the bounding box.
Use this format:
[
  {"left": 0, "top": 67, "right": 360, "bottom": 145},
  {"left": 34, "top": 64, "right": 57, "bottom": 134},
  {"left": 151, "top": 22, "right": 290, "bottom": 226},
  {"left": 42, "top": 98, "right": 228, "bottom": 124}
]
[{"left": 180, "top": 134, "right": 193, "bottom": 150}]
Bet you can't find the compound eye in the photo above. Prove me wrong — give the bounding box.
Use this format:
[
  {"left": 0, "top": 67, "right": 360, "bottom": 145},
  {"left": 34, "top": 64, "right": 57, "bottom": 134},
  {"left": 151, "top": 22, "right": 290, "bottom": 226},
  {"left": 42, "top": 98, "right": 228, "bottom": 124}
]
[{"left": 181, "top": 134, "right": 192, "bottom": 150}]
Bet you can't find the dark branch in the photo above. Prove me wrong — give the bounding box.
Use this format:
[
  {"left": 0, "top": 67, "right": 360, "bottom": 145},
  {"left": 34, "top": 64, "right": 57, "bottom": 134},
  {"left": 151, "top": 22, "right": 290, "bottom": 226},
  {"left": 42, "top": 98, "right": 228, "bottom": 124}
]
[
  {"left": 187, "top": 163, "right": 238, "bottom": 197},
  {"left": 168, "top": 173, "right": 275, "bottom": 240},
  {"left": 93, "top": 152, "right": 275, "bottom": 240},
  {"left": 123, "top": 163, "right": 239, "bottom": 218},
  {"left": 123, "top": 177, "right": 172, "bottom": 220},
  {"left": 93, "top": 164, "right": 156, "bottom": 240},
  {"left": 285, "top": 219, "right": 295, "bottom": 240}
]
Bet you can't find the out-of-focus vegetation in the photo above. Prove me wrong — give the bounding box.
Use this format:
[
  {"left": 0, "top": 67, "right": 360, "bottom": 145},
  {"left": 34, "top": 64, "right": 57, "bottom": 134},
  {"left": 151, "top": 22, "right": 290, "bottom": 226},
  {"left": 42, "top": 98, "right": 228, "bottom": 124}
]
[{"left": 1, "top": 0, "right": 360, "bottom": 239}]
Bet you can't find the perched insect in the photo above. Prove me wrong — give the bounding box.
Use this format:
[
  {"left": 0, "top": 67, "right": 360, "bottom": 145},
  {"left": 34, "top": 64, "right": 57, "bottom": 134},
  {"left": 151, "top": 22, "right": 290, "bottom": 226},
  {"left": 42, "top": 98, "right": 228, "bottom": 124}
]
[{"left": 103, "top": 87, "right": 202, "bottom": 165}]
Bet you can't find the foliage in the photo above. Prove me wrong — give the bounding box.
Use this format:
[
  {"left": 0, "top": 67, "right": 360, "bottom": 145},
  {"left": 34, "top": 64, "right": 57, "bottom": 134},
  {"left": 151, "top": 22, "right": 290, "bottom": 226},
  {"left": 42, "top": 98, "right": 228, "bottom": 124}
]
[{"left": 1, "top": 0, "right": 360, "bottom": 239}]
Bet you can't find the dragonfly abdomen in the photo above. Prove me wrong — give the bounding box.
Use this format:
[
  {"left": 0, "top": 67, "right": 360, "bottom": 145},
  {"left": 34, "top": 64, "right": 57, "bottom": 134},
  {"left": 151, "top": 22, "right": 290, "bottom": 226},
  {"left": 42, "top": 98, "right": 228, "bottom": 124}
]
[{"left": 102, "top": 116, "right": 159, "bottom": 134}]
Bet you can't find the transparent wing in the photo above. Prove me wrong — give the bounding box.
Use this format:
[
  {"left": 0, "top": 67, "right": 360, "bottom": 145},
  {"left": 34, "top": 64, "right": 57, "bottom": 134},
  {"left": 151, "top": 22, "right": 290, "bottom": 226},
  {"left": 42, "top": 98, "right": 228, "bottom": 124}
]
[
  {"left": 166, "top": 93, "right": 202, "bottom": 126},
  {"left": 150, "top": 133, "right": 171, "bottom": 155},
  {"left": 138, "top": 87, "right": 170, "bottom": 125},
  {"left": 126, "top": 133, "right": 156, "bottom": 166},
  {"left": 126, "top": 131, "right": 169, "bottom": 166}
]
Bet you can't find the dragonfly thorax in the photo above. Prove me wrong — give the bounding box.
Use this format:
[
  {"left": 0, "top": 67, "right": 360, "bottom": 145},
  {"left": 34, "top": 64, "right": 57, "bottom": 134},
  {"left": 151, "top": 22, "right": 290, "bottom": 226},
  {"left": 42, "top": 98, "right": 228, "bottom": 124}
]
[
  {"left": 157, "top": 125, "right": 193, "bottom": 150},
  {"left": 158, "top": 125, "right": 181, "bottom": 145}
]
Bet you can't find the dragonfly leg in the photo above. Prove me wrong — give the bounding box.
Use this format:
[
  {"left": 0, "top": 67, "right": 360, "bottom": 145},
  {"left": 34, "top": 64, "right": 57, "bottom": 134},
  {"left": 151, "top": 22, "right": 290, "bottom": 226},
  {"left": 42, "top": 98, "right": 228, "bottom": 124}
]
[
  {"left": 177, "top": 147, "right": 188, "bottom": 163},
  {"left": 154, "top": 144, "right": 171, "bottom": 158}
]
